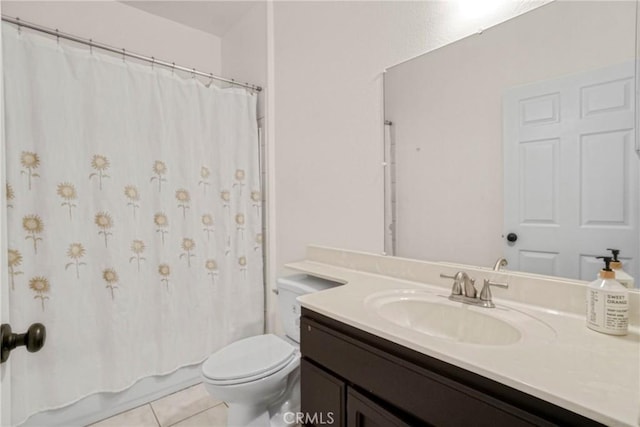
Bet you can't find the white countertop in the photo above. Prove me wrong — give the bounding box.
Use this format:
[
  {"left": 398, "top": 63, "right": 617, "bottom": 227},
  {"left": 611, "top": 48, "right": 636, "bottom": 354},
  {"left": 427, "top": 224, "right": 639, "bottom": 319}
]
[{"left": 289, "top": 258, "right": 640, "bottom": 426}]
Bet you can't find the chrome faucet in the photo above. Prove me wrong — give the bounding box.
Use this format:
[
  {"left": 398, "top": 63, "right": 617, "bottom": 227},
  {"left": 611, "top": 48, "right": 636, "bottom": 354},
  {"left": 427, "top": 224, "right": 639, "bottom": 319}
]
[
  {"left": 440, "top": 271, "right": 508, "bottom": 308},
  {"left": 445, "top": 271, "right": 477, "bottom": 298},
  {"left": 493, "top": 257, "right": 508, "bottom": 271}
]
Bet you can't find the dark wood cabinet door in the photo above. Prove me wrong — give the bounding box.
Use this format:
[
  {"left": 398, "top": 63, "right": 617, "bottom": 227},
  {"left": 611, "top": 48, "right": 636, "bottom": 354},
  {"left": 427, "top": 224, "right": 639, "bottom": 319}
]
[
  {"left": 301, "top": 309, "right": 603, "bottom": 427},
  {"left": 347, "top": 388, "right": 420, "bottom": 427},
  {"left": 301, "top": 358, "right": 345, "bottom": 427}
]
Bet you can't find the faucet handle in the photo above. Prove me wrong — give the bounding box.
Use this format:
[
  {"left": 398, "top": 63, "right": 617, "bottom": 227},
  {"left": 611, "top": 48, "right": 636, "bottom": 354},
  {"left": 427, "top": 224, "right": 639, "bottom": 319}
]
[{"left": 479, "top": 279, "right": 508, "bottom": 302}]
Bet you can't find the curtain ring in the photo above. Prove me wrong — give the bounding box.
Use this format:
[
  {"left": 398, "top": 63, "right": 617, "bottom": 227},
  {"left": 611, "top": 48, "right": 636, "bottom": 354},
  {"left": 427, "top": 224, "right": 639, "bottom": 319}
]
[
  {"left": 209, "top": 73, "right": 214, "bottom": 86},
  {"left": 192, "top": 68, "right": 196, "bottom": 79},
  {"left": 122, "top": 48, "right": 126, "bottom": 63},
  {"left": 172, "top": 62, "right": 175, "bottom": 75},
  {"left": 151, "top": 57, "right": 155, "bottom": 69},
  {"left": 16, "top": 17, "right": 21, "bottom": 35},
  {"left": 55, "top": 29, "right": 60, "bottom": 45},
  {"left": 89, "top": 39, "right": 93, "bottom": 55}
]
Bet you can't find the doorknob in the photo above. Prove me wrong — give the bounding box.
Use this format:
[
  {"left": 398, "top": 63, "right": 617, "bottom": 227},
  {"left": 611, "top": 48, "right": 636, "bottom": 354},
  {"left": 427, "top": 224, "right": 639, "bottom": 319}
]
[
  {"left": 506, "top": 233, "right": 518, "bottom": 242},
  {"left": 0, "top": 323, "right": 46, "bottom": 363}
]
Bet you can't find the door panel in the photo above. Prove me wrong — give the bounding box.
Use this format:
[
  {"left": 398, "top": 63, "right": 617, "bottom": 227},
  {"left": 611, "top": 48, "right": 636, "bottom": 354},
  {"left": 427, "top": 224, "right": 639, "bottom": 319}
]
[
  {"left": 519, "top": 251, "right": 559, "bottom": 277},
  {"left": 504, "top": 62, "right": 639, "bottom": 281},
  {"left": 580, "top": 130, "right": 630, "bottom": 226},
  {"left": 519, "top": 138, "right": 559, "bottom": 224}
]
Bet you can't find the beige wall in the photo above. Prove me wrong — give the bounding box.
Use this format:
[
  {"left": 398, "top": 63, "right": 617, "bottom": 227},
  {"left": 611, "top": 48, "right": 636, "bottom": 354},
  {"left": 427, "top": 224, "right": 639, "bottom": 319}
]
[{"left": 2, "top": 1, "right": 222, "bottom": 74}]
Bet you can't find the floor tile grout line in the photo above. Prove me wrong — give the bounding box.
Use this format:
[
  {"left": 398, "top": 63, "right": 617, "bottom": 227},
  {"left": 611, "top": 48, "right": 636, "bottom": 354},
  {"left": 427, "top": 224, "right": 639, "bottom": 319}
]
[
  {"left": 165, "top": 401, "right": 227, "bottom": 427},
  {"left": 149, "top": 403, "right": 162, "bottom": 427},
  {"left": 89, "top": 383, "right": 221, "bottom": 427},
  {"left": 151, "top": 383, "right": 201, "bottom": 405},
  {"left": 149, "top": 385, "right": 221, "bottom": 426},
  {"left": 148, "top": 383, "right": 202, "bottom": 426}
]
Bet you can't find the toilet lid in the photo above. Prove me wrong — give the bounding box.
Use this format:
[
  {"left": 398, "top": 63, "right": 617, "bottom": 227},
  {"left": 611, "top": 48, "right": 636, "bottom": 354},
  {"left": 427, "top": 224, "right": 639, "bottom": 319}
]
[{"left": 202, "top": 334, "right": 296, "bottom": 383}]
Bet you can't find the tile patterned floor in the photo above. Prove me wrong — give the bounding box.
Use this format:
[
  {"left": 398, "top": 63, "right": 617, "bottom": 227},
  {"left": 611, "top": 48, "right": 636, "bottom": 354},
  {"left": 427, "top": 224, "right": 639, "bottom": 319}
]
[{"left": 88, "top": 383, "right": 228, "bottom": 427}]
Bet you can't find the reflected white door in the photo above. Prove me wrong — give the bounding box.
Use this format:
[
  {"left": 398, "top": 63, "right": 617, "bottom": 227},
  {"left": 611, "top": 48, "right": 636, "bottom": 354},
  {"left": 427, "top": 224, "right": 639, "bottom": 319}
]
[{"left": 504, "top": 62, "right": 639, "bottom": 282}]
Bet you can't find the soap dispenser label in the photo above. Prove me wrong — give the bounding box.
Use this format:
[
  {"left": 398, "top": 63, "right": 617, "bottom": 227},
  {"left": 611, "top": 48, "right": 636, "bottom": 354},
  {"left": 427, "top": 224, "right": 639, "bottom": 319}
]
[
  {"left": 587, "top": 289, "right": 628, "bottom": 334},
  {"left": 604, "top": 294, "right": 628, "bottom": 331},
  {"left": 587, "top": 289, "right": 602, "bottom": 325}
]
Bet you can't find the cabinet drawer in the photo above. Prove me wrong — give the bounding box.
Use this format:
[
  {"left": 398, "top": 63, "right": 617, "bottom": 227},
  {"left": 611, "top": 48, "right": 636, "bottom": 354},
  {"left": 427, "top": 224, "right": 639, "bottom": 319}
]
[{"left": 301, "top": 316, "right": 551, "bottom": 426}]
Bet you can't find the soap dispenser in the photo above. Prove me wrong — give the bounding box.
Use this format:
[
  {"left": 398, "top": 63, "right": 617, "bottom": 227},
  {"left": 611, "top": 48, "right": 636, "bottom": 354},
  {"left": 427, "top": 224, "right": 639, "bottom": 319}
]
[
  {"left": 586, "top": 256, "right": 628, "bottom": 336},
  {"left": 607, "top": 248, "right": 635, "bottom": 289}
]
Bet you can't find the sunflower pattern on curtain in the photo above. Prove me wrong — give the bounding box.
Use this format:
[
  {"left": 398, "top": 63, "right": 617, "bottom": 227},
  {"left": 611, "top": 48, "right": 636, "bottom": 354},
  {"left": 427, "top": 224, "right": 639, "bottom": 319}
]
[{"left": 2, "top": 24, "right": 264, "bottom": 424}]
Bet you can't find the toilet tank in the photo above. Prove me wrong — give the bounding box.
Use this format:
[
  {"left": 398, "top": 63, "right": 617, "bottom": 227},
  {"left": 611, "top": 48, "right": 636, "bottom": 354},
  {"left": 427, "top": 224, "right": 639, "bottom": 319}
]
[{"left": 277, "top": 274, "right": 341, "bottom": 343}]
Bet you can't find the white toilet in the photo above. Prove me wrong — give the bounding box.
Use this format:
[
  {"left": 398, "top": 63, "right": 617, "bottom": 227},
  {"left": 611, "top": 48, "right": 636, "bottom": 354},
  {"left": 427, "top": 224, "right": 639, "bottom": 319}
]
[{"left": 201, "top": 274, "right": 339, "bottom": 427}]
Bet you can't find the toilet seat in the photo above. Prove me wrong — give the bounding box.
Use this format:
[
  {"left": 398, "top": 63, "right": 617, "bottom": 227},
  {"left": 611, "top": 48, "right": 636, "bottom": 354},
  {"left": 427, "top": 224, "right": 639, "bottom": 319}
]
[{"left": 202, "top": 334, "right": 296, "bottom": 386}]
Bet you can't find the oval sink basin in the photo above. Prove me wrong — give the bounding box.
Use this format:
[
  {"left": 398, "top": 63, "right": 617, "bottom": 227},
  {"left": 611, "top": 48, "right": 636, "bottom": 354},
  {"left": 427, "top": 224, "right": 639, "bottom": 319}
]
[{"left": 364, "top": 290, "right": 556, "bottom": 346}]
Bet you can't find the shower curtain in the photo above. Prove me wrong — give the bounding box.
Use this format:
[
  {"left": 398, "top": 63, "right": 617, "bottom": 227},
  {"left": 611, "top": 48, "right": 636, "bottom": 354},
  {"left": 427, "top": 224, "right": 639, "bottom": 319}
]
[{"left": 2, "top": 23, "right": 264, "bottom": 425}]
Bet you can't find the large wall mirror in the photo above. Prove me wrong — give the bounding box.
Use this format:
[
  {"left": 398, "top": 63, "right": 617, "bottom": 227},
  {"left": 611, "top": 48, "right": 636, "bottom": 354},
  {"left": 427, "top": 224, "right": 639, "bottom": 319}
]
[{"left": 384, "top": 1, "right": 639, "bottom": 284}]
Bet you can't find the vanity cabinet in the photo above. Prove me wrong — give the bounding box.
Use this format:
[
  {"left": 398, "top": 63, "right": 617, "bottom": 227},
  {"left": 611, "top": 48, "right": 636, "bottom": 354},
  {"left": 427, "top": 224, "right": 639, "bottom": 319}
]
[{"left": 300, "top": 308, "right": 603, "bottom": 427}]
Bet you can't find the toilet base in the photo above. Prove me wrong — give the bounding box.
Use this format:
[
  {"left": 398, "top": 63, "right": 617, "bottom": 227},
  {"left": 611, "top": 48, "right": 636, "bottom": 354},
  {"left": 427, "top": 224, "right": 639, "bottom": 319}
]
[
  {"left": 202, "top": 334, "right": 303, "bottom": 427},
  {"left": 225, "top": 370, "right": 300, "bottom": 427},
  {"left": 268, "top": 368, "right": 300, "bottom": 427},
  {"left": 204, "top": 357, "right": 301, "bottom": 427},
  {"left": 227, "top": 404, "right": 271, "bottom": 427}
]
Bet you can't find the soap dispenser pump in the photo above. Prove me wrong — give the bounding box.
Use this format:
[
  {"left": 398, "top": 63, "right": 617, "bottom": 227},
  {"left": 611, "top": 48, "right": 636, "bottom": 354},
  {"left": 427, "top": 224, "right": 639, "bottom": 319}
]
[
  {"left": 607, "top": 248, "right": 635, "bottom": 289},
  {"left": 586, "top": 256, "right": 628, "bottom": 336}
]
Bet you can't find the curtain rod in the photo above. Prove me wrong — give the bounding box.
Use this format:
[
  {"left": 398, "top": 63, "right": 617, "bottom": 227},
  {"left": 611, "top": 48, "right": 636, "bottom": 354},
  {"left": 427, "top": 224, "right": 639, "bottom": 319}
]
[{"left": 1, "top": 15, "right": 263, "bottom": 93}]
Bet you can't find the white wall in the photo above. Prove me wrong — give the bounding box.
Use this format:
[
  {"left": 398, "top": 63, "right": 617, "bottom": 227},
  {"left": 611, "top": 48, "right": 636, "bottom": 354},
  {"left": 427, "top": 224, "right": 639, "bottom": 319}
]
[
  {"left": 222, "top": 2, "right": 266, "bottom": 118},
  {"left": 270, "top": 1, "right": 548, "bottom": 288},
  {"left": 2, "top": 1, "right": 222, "bottom": 75}
]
